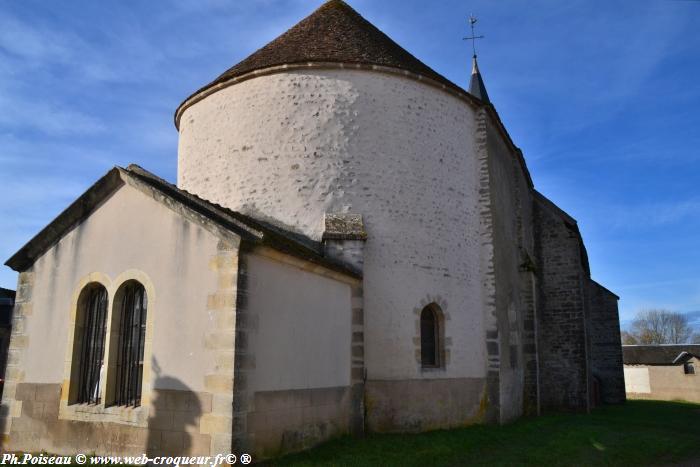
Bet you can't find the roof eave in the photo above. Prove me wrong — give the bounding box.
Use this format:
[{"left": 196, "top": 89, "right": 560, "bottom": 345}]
[
  {"left": 5, "top": 164, "right": 361, "bottom": 280},
  {"left": 174, "top": 61, "right": 483, "bottom": 130}
]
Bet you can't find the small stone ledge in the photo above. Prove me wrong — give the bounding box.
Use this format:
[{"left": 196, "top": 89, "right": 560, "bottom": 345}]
[{"left": 322, "top": 213, "right": 367, "bottom": 241}]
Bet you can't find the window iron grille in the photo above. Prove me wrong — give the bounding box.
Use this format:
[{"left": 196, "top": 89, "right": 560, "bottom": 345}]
[
  {"left": 77, "top": 286, "right": 108, "bottom": 405},
  {"left": 114, "top": 282, "right": 147, "bottom": 407}
]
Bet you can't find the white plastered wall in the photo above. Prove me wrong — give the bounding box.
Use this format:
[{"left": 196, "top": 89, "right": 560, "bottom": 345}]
[
  {"left": 178, "top": 69, "right": 485, "bottom": 380},
  {"left": 19, "top": 184, "right": 223, "bottom": 393},
  {"left": 245, "top": 253, "right": 352, "bottom": 392},
  {"left": 624, "top": 366, "right": 651, "bottom": 394}
]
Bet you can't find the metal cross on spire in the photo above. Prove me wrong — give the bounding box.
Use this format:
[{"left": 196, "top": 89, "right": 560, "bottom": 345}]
[{"left": 463, "top": 15, "right": 484, "bottom": 58}]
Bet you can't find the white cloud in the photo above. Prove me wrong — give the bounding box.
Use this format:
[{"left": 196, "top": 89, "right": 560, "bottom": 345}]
[
  {"left": 0, "top": 15, "right": 75, "bottom": 62},
  {"left": 0, "top": 93, "right": 105, "bottom": 136},
  {"left": 607, "top": 199, "right": 700, "bottom": 230}
]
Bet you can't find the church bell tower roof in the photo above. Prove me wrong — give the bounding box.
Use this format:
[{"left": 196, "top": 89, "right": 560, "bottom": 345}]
[
  {"left": 468, "top": 55, "right": 490, "bottom": 103},
  {"left": 176, "top": 0, "right": 477, "bottom": 124}
]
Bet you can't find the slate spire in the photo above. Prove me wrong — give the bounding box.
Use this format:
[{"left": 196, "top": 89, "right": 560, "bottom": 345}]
[
  {"left": 464, "top": 15, "right": 490, "bottom": 103},
  {"left": 468, "top": 55, "right": 490, "bottom": 103}
]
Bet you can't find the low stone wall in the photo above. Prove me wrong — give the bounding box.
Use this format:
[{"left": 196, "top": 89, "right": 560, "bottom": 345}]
[
  {"left": 365, "top": 377, "right": 486, "bottom": 432},
  {"left": 246, "top": 386, "right": 353, "bottom": 459},
  {"left": 3, "top": 383, "right": 212, "bottom": 456}
]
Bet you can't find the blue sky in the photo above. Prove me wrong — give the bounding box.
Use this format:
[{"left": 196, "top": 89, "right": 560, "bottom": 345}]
[{"left": 0, "top": 0, "right": 698, "bottom": 329}]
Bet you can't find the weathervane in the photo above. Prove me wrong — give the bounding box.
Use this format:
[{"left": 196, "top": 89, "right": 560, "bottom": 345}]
[{"left": 463, "top": 15, "right": 484, "bottom": 58}]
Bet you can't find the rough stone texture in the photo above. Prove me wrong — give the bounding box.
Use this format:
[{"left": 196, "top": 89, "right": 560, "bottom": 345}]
[
  {"left": 0, "top": 288, "right": 15, "bottom": 393},
  {"left": 364, "top": 378, "right": 486, "bottom": 432},
  {"left": 519, "top": 271, "right": 539, "bottom": 415},
  {"left": 485, "top": 110, "right": 536, "bottom": 422},
  {"left": 247, "top": 386, "right": 352, "bottom": 458},
  {"left": 0, "top": 272, "right": 33, "bottom": 444},
  {"left": 323, "top": 213, "right": 367, "bottom": 273},
  {"left": 323, "top": 213, "right": 367, "bottom": 240},
  {"left": 533, "top": 194, "right": 590, "bottom": 412},
  {"left": 586, "top": 281, "right": 625, "bottom": 404},
  {"left": 202, "top": 238, "right": 239, "bottom": 455},
  {"left": 474, "top": 108, "right": 501, "bottom": 424},
  {"left": 4, "top": 383, "right": 212, "bottom": 456},
  {"left": 179, "top": 69, "right": 486, "bottom": 386}
]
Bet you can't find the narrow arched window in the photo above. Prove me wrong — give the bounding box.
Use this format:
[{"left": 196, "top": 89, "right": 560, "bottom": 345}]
[
  {"left": 420, "top": 306, "right": 439, "bottom": 368},
  {"left": 113, "top": 281, "right": 147, "bottom": 407},
  {"left": 74, "top": 284, "right": 108, "bottom": 405}
]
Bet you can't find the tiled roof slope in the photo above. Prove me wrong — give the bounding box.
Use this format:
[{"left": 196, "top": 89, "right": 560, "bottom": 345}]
[
  {"left": 179, "top": 0, "right": 470, "bottom": 112},
  {"left": 5, "top": 165, "right": 360, "bottom": 279},
  {"left": 622, "top": 345, "right": 700, "bottom": 365}
]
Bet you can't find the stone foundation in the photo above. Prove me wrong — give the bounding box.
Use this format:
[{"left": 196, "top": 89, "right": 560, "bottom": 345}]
[
  {"left": 364, "top": 378, "right": 486, "bottom": 432},
  {"left": 246, "top": 386, "right": 353, "bottom": 459},
  {"left": 3, "top": 383, "right": 212, "bottom": 456}
]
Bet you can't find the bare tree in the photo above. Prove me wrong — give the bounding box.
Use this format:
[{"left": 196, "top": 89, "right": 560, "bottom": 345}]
[
  {"left": 668, "top": 313, "right": 693, "bottom": 344},
  {"left": 692, "top": 333, "right": 700, "bottom": 344},
  {"left": 630, "top": 309, "right": 694, "bottom": 344},
  {"left": 621, "top": 330, "right": 638, "bottom": 345}
]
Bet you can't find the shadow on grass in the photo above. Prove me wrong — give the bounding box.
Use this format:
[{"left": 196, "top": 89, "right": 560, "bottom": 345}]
[{"left": 263, "top": 400, "right": 700, "bottom": 467}]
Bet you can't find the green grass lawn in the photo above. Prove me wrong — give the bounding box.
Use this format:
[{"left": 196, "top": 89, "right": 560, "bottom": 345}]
[{"left": 265, "top": 400, "right": 700, "bottom": 467}]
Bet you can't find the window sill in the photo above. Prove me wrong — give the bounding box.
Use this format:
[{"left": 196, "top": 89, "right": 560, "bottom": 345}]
[
  {"left": 420, "top": 366, "right": 446, "bottom": 375},
  {"left": 59, "top": 399, "right": 148, "bottom": 427}
]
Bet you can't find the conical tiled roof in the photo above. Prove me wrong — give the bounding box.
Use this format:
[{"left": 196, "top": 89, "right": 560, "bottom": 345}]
[{"left": 177, "top": 0, "right": 475, "bottom": 122}]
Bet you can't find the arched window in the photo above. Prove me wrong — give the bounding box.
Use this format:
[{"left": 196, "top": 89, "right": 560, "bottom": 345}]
[
  {"left": 112, "top": 281, "right": 148, "bottom": 407},
  {"left": 72, "top": 284, "right": 108, "bottom": 405},
  {"left": 420, "top": 305, "right": 440, "bottom": 368}
]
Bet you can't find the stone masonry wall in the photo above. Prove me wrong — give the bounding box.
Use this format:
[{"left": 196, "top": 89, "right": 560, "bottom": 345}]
[
  {"left": 178, "top": 68, "right": 487, "bottom": 388},
  {"left": 233, "top": 248, "right": 361, "bottom": 460},
  {"left": 0, "top": 183, "right": 240, "bottom": 456},
  {"left": 5, "top": 383, "right": 212, "bottom": 456},
  {"left": 586, "top": 281, "right": 625, "bottom": 404},
  {"left": 485, "top": 113, "right": 536, "bottom": 422},
  {"left": 533, "top": 194, "right": 590, "bottom": 412}
]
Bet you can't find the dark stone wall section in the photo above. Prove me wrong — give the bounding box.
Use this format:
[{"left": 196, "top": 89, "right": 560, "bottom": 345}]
[
  {"left": 533, "top": 196, "right": 590, "bottom": 412},
  {"left": 533, "top": 192, "right": 625, "bottom": 412},
  {"left": 586, "top": 281, "right": 626, "bottom": 404}
]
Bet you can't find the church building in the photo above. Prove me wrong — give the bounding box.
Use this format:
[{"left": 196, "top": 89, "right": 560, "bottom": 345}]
[{"left": 0, "top": 0, "right": 624, "bottom": 460}]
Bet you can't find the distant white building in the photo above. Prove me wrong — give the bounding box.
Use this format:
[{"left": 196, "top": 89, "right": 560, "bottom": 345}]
[{"left": 623, "top": 345, "right": 700, "bottom": 403}]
